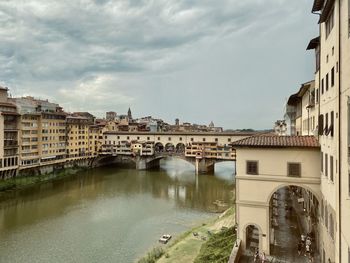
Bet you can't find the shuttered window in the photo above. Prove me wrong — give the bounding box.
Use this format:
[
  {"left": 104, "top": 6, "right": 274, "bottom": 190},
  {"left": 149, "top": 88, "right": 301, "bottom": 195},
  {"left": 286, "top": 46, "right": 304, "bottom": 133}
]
[
  {"left": 246, "top": 161, "right": 258, "bottom": 175},
  {"left": 288, "top": 163, "right": 301, "bottom": 177},
  {"left": 319, "top": 114, "right": 324, "bottom": 135}
]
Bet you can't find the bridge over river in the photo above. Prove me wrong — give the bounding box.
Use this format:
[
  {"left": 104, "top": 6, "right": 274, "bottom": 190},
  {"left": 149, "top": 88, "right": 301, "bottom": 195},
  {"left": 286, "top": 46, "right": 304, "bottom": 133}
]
[{"left": 97, "top": 131, "right": 259, "bottom": 174}]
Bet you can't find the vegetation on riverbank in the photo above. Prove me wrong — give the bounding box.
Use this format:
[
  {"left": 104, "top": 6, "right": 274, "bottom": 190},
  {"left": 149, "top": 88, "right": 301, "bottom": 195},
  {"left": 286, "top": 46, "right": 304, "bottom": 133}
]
[
  {"left": 0, "top": 167, "right": 88, "bottom": 193},
  {"left": 138, "top": 247, "right": 165, "bottom": 263},
  {"left": 138, "top": 207, "right": 236, "bottom": 263},
  {"left": 194, "top": 226, "right": 235, "bottom": 263}
]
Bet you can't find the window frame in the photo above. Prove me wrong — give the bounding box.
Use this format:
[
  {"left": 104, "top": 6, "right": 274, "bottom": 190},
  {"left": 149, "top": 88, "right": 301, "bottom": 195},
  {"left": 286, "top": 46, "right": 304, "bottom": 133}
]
[
  {"left": 246, "top": 160, "right": 259, "bottom": 175},
  {"left": 287, "top": 162, "right": 302, "bottom": 177}
]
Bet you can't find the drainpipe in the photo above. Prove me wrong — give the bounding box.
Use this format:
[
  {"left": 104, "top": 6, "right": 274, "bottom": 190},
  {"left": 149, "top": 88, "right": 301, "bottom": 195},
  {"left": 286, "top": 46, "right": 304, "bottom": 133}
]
[{"left": 337, "top": 1, "right": 342, "bottom": 262}]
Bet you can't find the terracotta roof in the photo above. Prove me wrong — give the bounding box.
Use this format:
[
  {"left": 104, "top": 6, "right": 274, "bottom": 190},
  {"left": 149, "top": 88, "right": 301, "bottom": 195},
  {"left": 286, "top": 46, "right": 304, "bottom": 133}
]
[{"left": 231, "top": 135, "right": 320, "bottom": 148}]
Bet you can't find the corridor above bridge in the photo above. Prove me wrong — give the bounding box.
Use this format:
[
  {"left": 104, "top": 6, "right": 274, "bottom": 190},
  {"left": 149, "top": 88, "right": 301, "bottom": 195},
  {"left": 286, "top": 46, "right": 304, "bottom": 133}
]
[{"left": 232, "top": 135, "right": 321, "bottom": 256}]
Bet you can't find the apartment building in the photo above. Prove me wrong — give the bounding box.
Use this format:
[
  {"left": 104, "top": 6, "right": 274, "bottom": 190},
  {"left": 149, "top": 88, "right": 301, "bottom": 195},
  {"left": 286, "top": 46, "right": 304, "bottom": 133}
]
[
  {"left": 11, "top": 96, "right": 67, "bottom": 169},
  {"left": 0, "top": 87, "right": 19, "bottom": 179},
  {"left": 66, "top": 114, "right": 94, "bottom": 160}
]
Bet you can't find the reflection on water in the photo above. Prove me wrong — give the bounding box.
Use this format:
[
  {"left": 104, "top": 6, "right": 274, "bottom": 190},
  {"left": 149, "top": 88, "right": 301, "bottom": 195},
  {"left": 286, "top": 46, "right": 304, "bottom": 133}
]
[{"left": 0, "top": 159, "right": 235, "bottom": 263}]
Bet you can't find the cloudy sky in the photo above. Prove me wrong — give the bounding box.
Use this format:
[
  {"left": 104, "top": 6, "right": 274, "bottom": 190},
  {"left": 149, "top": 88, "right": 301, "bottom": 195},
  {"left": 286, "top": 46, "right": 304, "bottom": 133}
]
[{"left": 0, "top": 0, "right": 318, "bottom": 129}]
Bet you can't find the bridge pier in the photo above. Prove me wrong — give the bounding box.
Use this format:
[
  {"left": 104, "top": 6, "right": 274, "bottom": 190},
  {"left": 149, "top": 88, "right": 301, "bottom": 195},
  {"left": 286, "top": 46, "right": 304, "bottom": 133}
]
[
  {"left": 135, "top": 156, "right": 160, "bottom": 170},
  {"left": 195, "top": 158, "right": 215, "bottom": 175}
]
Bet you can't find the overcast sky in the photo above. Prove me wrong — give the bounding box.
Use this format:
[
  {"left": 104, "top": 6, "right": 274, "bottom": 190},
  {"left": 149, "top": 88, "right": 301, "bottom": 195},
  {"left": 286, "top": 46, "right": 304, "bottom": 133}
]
[{"left": 0, "top": 0, "right": 318, "bottom": 129}]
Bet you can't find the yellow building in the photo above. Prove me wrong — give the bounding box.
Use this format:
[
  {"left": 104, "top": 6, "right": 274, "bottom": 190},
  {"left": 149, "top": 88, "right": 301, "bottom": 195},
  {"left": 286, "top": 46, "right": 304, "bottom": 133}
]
[{"left": 66, "top": 115, "right": 93, "bottom": 160}]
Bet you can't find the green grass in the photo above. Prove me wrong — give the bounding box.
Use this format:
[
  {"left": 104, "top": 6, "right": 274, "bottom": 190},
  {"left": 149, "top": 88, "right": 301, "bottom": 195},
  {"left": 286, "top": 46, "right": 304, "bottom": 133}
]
[
  {"left": 194, "top": 227, "right": 236, "bottom": 263},
  {"left": 138, "top": 247, "right": 165, "bottom": 263}
]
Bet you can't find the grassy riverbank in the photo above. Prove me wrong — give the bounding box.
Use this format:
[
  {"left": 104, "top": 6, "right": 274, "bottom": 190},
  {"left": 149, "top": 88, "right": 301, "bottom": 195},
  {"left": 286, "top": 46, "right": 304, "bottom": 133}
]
[
  {"left": 0, "top": 167, "right": 88, "bottom": 193},
  {"left": 138, "top": 207, "right": 235, "bottom": 263}
]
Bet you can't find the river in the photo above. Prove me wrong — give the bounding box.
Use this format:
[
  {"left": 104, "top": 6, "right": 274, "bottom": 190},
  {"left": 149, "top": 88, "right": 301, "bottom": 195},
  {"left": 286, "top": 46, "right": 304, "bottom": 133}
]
[{"left": 0, "top": 159, "right": 235, "bottom": 263}]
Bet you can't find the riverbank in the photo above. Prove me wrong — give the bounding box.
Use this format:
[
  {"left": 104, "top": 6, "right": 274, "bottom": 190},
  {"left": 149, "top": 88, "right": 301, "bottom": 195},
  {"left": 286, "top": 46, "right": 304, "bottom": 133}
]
[
  {"left": 138, "top": 207, "right": 236, "bottom": 263},
  {"left": 0, "top": 166, "right": 88, "bottom": 193}
]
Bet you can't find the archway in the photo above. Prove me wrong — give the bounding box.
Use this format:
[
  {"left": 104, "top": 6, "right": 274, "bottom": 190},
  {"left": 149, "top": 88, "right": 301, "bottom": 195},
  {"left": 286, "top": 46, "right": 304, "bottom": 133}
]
[
  {"left": 245, "top": 224, "right": 261, "bottom": 253},
  {"left": 269, "top": 185, "right": 320, "bottom": 261},
  {"left": 165, "top": 143, "right": 175, "bottom": 153},
  {"left": 155, "top": 142, "right": 164, "bottom": 153},
  {"left": 175, "top": 143, "right": 185, "bottom": 154}
]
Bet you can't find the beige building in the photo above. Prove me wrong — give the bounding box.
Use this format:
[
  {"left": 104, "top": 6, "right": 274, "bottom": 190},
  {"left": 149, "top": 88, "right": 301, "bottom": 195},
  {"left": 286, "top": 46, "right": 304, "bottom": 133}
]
[
  {"left": 233, "top": 136, "right": 321, "bottom": 255},
  {"left": 11, "top": 96, "right": 67, "bottom": 169},
  {"left": 235, "top": 1, "right": 350, "bottom": 262},
  {"left": 0, "top": 87, "right": 20, "bottom": 179}
]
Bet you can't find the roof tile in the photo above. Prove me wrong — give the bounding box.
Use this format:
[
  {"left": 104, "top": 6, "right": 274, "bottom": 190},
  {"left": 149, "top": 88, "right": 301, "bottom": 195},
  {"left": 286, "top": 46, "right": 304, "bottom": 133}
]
[{"left": 231, "top": 135, "right": 319, "bottom": 148}]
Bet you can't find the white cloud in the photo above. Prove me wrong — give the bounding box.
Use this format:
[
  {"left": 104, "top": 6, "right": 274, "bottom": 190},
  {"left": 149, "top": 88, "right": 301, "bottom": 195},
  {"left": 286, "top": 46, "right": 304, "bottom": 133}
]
[{"left": 0, "top": 0, "right": 318, "bottom": 128}]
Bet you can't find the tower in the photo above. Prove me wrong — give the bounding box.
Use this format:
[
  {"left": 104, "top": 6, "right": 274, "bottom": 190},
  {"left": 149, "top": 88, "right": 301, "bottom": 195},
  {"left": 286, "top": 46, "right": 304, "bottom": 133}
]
[{"left": 127, "top": 107, "right": 132, "bottom": 120}]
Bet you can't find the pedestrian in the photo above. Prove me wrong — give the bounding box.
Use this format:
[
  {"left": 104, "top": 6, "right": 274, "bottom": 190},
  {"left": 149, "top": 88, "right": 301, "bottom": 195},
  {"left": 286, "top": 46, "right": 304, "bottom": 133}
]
[
  {"left": 309, "top": 250, "right": 314, "bottom": 262},
  {"left": 297, "top": 242, "right": 302, "bottom": 255},
  {"left": 254, "top": 248, "right": 259, "bottom": 262},
  {"left": 306, "top": 237, "right": 311, "bottom": 247},
  {"left": 305, "top": 244, "right": 310, "bottom": 257},
  {"left": 301, "top": 234, "right": 306, "bottom": 244},
  {"left": 261, "top": 252, "right": 266, "bottom": 263}
]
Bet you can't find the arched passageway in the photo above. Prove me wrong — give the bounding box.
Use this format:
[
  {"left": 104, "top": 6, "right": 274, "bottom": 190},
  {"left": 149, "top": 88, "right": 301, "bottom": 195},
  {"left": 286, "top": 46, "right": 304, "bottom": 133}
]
[
  {"left": 175, "top": 143, "right": 185, "bottom": 154},
  {"left": 269, "top": 185, "right": 320, "bottom": 262},
  {"left": 245, "top": 224, "right": 260, "bottom": 253},
  {"left": 155, "top": 143, "right": 164, "bottom": 153},
  {"left": 165, "top": 143, "right": 175, "bottom": 153}
]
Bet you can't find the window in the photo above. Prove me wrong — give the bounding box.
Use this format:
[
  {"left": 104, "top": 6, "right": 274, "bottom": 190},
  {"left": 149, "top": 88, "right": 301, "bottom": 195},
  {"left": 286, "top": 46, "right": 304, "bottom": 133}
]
[
  {"left": 324, "top": 113, "right": 329, "bottom": 135},
  {"left": 325, "top": 205, "right": 328, "bottom": 228},
  {"left": 326, "top": 73, "right": 329, "bottom": 91},
  {"left": 168, "top": 137, "right": 171, "bottom": 141},
  {"left": 288, "top": 163, "right": 301, "bottom": 177},
  {"left": 322, "top": 78, "right": 324, "bottom": 94},
  {"left": 228, "top": 138, "right": 231, "bottom": 142},
  {"left": 191, "top": 138, "right": 194, "bottom": 142},
  {"left": 202, "top": 138, "right": 206, "bottom": 142},
  {"left": 316, "top": 89, "right": 319, "bottom": 103},
  {"left": 246, "top": 161, "right": 258, "bottom": 175},
  {"left": 329, "top": 111, "right": 334, "bottom": 136},
  {"left": 319, "top": 114, "right": 324, "bottom": 135},
  {"left": 348, "top": 246, "right": 350, "bottom": 263},
  {"left": 325, "top": 154, "right": 329, "bottom": 178},
  {"left": 331, "top": 67, "right": 335, "bottom": 87},
  {"left": 147, "top": 137, "right": 150, "bottom": 141},
  {"left": 330, "top": 156, "right": 334, "bottom": 182},
  {"left": 329, "top": 214, "right": 334, "bottom": 239},
  {"left": 179, "top": 137, "right": 182, "bottom": 141},
  {"left": 348, "top": 172, "right": 350, "bottom": 197},
  {"left": 326, "top": 8, "right": 334, "bottom": 38},
  {"left": 321, "top": 152, "right": 324, "bottom": 173}
]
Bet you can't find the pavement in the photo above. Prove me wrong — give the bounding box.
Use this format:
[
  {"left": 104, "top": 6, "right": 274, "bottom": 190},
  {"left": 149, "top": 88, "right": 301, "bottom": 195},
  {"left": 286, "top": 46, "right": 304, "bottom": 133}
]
[{"left": 240, "top": 187, "right": 318, "bottom": 263}]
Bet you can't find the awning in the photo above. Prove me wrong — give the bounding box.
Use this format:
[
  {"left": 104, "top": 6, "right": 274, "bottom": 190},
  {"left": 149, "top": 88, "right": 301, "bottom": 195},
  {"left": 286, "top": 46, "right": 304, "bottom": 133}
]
[
  {"left": 306, "top": 36, "right": 320, "bottom": 50},
  {"left": 319, "top": 0, "right": 335, "bottom": 23},
  {"left": 312, "top": 0, "right": 325, "bottom": 12}
]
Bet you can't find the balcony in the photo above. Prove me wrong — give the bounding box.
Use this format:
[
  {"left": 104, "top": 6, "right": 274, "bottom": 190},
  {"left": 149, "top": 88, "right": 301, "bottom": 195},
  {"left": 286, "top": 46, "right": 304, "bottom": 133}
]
[{"left": 4, "top": 140, "right": 19, "bottom": 148}]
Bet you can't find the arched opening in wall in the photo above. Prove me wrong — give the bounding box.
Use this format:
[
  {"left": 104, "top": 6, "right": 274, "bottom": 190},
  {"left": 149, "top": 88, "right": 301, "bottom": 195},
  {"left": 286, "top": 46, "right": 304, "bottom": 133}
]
[
  {"left": 269, "top": 185, "right": 319, "bottom": 261},
  {"left": 155, "top": 143, "right": 164, "bottom": 153},
  {"left": 175, "top": 143, "right": 185, "bottom": 154},
  {"left": 165, "top": 143, "right": 175, "bottom": 153},
  {"left": 245, "top": 224, "right": 260, "bottom": 253}
]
